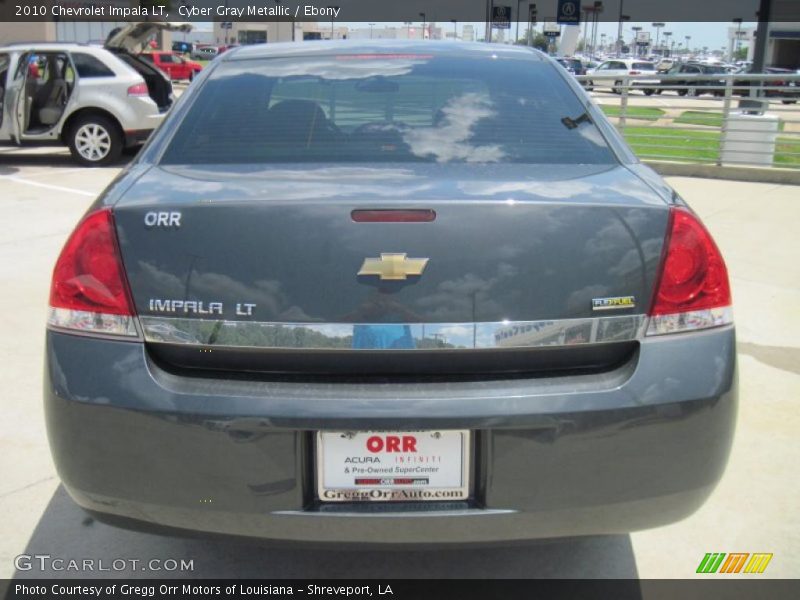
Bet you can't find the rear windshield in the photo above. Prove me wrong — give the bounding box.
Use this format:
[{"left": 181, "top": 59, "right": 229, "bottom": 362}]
[
  {"left": 632, "top": 62, "right": 656, "bottom": 71},
  {"left": 160, "top": 54, "right": 615, "bottom": 165}
]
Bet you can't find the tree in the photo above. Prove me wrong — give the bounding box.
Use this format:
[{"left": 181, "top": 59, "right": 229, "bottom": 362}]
[
  {"left": 515, "top": 31, "right": 549, "bottom": 51},
  {"left": 734, "top": 46, "right": 749, "bottom": 61}
]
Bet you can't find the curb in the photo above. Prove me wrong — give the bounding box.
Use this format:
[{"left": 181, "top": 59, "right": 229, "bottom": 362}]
[{"left": 645, "top": 160, "right": 800, "bottom": 185}]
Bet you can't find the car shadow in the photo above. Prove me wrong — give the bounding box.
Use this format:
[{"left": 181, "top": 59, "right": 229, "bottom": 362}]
[
  {"left": 0, "top": 149, "right": 134, "bottom": 173},
  {"left": 14, "top": 486, "right": 641, "bottom": 581}
]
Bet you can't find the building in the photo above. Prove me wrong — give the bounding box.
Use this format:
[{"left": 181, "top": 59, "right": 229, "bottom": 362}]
[
  {"left": 213, "top": 21, "right": 302, "bottom": 45},
  {"left": 763, "top": 22, "right": 800, "bottom": 68}
]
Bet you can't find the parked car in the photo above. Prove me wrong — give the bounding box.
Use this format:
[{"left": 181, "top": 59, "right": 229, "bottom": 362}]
[
  {"left": 658, "top": 62, "right": 728, "bottom": 97},
  {"left": 171, "top": 41, "right": 195, "bottom": 55},
  {"left": 138, "top": 51, "right": 203, "bottom": 82},
  {"left": 45, "top": 42, "right": 736, "bottom": 544},
  {"left": 656, "top": 58, "right": 676, "bottom": 73},
  {"left": 554, "top": 57, "right": 586, "bottom": 75},
  {"left": 585, "top": 58, "right": 660, "bottom": 95},
  {"left": 0, "top": 22, "right": 189, "bottom": 166},
  {"left": 190, "top": 45, "right": 218, "bottom": 61},
  {"left": 733, "top": 67, "right": 799, "bottom": 104}
]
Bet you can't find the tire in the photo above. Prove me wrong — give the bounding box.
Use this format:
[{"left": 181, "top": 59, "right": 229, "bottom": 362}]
[
  {"left": 782, "top": 99, "right": 797, "bottom": 105},
  {"left": 67, "top": 113, "right": 123, "bottom": 167},
  {"left": 686, "top": 87, "right": 697, "bottom": 97},
  {"left": 612, "top": 81, "right": 622, "bottom": 94},
  {"left": 189, "top": 71, "right": 194, "bottom": 82},
  {"left": 644, "top": 89, "right": 655, "bottom": 96},
  {"left": 585, "top": 80, "right": 594, "bottom": 91}
]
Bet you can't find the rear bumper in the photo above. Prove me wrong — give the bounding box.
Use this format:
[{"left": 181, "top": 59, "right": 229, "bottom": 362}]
[{"left": 44, "top": 326, "right": 737, "bottom": 544}]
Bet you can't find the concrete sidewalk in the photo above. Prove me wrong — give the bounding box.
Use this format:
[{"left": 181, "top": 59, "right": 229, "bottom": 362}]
[{"left": 0, "top": 155, "right": 797, "bottom": 578}]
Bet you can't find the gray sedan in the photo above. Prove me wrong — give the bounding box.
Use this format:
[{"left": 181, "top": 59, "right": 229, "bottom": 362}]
[{"left": 44, "top": 41, "right": 736, "bottom": 544}]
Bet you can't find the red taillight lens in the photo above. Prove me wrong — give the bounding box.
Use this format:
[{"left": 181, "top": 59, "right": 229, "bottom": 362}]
[
  {"left": 647, "top": 207, "right": 732, "bottom": 335},
  {"left": 651, "top": 207, "right": 731, "bottom": 315},
  {"left": 127, "top": 82, "right": 149, "bottom": 97},
  {"left": 50, "top": 209, "right": 135, "bottom": 317},
  {"left": 629, "top": 70, "right": 641, "bottom": 75}
]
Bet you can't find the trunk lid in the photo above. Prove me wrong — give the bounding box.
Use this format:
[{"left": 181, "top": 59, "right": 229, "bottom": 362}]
[
  {"left": 105, "top": 22, "right": 193, "bottom": 53},
  {"left": 114, "top": 163, "right": 670, "bottom": 331}
]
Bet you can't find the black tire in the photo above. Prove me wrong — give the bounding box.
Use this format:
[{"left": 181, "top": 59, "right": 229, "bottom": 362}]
[
  {"left": 67, "top": 113, "right": 123, "bottom": 167},
  {"left": 782, "top": 99, "right": 797, "bottom": 105},
  {"left": 585, "top": 80, "right": 594, "bottom": 91},
  {"left": 644, "top": 89, "right": 655, "bottom": 96},
  {"left": 612, "top": 81, "right": 623, "bottom": 94},
  {"left": 189, "top": 70, "right": 194, "bottom": 82}
]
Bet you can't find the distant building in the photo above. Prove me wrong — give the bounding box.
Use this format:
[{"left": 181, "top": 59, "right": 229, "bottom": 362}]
[
  {"left": 462, "top": 25, "right": 476, "bottom": 42},
  {"left": 762, "top": 22, "right": 800, "bottom": 68}
]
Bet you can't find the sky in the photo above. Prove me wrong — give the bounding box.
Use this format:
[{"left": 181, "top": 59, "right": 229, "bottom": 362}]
[
  {"left": 192, "top": 20, "right": 755, "bottom": 52},
  {"left": 336, "top": 21, "right": 756, "bottom": 50}
]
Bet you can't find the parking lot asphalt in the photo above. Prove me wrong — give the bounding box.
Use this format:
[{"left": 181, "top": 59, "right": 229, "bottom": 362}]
[{"left": 0, "top": 147, "right": 797, "bottom": 579}]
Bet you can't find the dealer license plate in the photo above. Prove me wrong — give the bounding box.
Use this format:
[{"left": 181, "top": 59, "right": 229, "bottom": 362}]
[{"left": 316, "top": 430, "right": 470, "bottom": 502}]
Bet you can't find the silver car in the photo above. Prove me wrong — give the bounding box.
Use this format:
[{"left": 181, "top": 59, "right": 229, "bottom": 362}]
[
  {"left": 586, "top": 58, "right": 661, "bottom": 95},
  {"left": 0, "top": 22, "right": 189, "bottom": 165},
  {"left": 45, "top": 42, "right": 736, "bottom": 544}
]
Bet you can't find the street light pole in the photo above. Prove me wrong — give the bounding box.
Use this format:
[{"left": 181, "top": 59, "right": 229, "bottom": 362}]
[
  {"left": 685, "top": 35, "right": 691, "bottom": 57},
  {"left": 616, "top": 0, "right": 624, "bottom": 56},
  {"left": 516, "top": 0, "right": 523, "bottom": 43},
  {"left": 326, "top": 5, "right": 338, "bottom": 39},
  {"left": 732, "top": 17, "right": 743, "bottom": 61},
  {"left": 631, "top": 26, "right": 641, "bottom": 57},
  {"left": 420, "top": 12, "right": 427, "bottom": 39},
  {"left": 274, "top": 0, "right": 281, "bottom": 42},
  {"left": 652, "top": 22, "right": 664, "bottom": 54},
  {"left": 451, "top": 19, "right": 457, "bottom": 40},
  {"left": 369, "top": 23, "right": 375, "bottom": 39}
]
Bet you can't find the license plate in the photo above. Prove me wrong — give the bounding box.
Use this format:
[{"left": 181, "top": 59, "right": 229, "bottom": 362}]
[{"left": 316, "top": 430, "right": 470, "bottom": 502}]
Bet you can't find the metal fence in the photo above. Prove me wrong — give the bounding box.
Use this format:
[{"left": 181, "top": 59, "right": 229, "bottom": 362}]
[{"left": 574, "top": 73, "right": 800, "bottom": 170}]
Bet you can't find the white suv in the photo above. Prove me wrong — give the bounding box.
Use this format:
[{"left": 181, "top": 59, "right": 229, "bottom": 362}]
[
  {"left": 0, "top": 22, "right": 190, "bottom": 165},
  {"left": 586, "top": 58, "right": 660, "bottom": 95}
]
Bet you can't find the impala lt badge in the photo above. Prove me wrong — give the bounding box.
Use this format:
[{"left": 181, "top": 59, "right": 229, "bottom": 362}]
[{"left": 358, "top": 253, "right": 429, "bottom": 281}]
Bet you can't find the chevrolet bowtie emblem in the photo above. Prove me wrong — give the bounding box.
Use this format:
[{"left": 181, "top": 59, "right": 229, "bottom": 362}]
[{"left": 357, "top": 253, "right": 429, "bottom": 281}]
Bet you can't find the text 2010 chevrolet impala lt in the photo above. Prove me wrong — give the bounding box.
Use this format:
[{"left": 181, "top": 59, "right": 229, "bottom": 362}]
[{"left": 45, "top": 42, "right": 736, "bottom": 543}]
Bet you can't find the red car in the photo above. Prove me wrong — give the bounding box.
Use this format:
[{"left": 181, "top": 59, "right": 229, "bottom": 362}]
[{"left": 139, "top": 51, "right": 202, "bottom": 82}]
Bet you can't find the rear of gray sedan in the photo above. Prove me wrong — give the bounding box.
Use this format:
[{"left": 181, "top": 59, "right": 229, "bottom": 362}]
[{"left": 44, "top": 42, "right": 736, "bottom": 544}]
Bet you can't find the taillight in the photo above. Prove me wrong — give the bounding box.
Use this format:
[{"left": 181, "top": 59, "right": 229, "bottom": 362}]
[
  {"left": 48, "top": 208, "right": 138, "bottom": 337},
  {"left": 647, "top": 206, "right": 733, "bottom": 336},
  {"left": 127, "top": 82, "right": 149, "bottom": 97},
  {"left": 629, "top": 70, "right": 641, "bottom": 75}
]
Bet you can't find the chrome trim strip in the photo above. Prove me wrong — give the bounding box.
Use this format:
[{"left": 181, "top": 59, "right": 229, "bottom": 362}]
[{"left": 140, "top": 315, "right": 647, "bottom": 350}]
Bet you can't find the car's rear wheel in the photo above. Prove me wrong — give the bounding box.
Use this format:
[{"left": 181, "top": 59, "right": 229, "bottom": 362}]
[
  {"left": 643, "top": 89, "right": 655, "bottom": 96},
  {"left": 68, "top": 114, "right": 122, "bottom": 167}
]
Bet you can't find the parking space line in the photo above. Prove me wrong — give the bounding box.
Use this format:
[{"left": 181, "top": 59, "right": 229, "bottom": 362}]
[{"left": 0, "top": 175, "right": 97, "bottom": 198}]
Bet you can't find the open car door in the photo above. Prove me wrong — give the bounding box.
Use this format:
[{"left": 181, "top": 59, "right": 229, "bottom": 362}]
[{"left": 5, "top": 52, "right": 33, "bottom": 143}]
